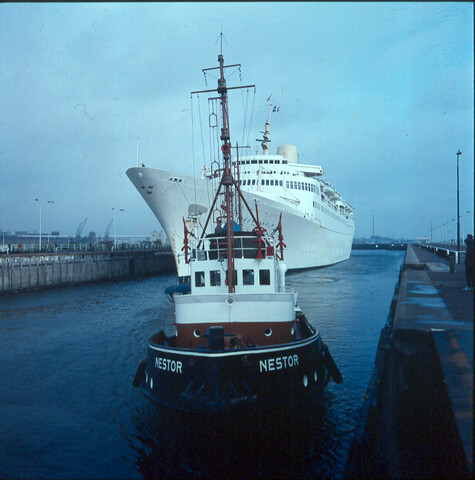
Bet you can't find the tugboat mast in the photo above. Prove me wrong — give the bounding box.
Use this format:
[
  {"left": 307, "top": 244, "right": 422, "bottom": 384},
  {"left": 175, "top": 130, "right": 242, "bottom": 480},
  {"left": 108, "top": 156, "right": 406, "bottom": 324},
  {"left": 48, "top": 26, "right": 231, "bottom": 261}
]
[
  {"left": 192, "top": 49, "right": 256, "bottom": 294},
  {"left": 216, "top": 51, "right": 235, "bottom": 293}
]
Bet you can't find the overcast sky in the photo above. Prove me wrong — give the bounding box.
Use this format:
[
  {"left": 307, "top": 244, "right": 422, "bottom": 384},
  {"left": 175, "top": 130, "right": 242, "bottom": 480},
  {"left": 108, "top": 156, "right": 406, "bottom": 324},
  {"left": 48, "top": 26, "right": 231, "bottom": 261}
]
[{"left": 1, "top": 2, "right": 473, "bottom": 241}]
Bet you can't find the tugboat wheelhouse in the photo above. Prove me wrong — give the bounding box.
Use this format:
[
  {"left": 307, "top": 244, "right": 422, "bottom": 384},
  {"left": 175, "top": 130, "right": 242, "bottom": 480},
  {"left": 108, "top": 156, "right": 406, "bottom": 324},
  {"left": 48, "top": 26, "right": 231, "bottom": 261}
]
[{"left": 133, "top": 45, "right": 342, "bottom": 413}]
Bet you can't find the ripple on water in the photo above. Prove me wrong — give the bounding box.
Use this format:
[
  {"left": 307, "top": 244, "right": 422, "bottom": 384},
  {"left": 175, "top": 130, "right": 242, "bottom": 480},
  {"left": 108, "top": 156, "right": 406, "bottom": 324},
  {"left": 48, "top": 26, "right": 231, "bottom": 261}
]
[{"left": 0, "top": 252, "right": 404, "bottom": 479}]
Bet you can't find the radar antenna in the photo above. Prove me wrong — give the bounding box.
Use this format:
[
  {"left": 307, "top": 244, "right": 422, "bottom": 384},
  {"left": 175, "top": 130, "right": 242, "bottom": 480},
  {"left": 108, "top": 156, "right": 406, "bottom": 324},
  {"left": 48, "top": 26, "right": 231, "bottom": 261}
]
[{"left": 256, "top": 94, "right": 274, "bottom": 155}]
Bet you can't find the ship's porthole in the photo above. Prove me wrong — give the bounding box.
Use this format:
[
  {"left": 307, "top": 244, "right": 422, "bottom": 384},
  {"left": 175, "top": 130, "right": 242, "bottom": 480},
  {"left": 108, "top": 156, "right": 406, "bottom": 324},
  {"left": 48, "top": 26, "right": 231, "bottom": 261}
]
[
  {"left": 264, "top": 328, "right": 272, "bottom": 337},
  {"left": 314, "top": 371, "right": 318, "bottom": 382},
  {"left": 303, "top": 375, "right": 308, "bottom": 387},
  {"left": 150, "top": 378, "right": 154, "bottom": 389},
  {"left": 193, "top": 329, "right": 201, "bottom": 338}
]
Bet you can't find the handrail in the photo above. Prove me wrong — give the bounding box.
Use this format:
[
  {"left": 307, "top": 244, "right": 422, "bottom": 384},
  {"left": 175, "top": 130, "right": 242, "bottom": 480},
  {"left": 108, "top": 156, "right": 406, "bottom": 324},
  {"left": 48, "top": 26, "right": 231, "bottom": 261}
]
[
  {"left": 0, "top": 242, "right": 169, "bottom": 255},
  {"left": 417, "top": 242, "right": 465, "bottom": 264},
  {"left": 192, "top": 233, "right": 271, "bottom": 261}
]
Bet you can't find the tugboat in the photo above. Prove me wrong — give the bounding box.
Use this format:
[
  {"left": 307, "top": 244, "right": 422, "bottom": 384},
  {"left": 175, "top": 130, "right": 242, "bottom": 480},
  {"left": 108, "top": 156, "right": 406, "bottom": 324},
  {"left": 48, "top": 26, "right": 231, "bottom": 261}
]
[{"left": 133, "top": 48, "right": 342, "bottom": 414}]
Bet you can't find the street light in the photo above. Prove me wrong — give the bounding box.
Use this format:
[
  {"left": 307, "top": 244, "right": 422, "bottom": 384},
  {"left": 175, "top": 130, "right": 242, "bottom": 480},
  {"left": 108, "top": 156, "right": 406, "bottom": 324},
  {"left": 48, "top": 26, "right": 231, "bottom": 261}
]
[
  {"left": 456, "top": 150, "right": 462, "bottom": 252},
  {"left": 112, "top": 208, "right": 125, "bottom": 249},
  {"left": 35, "top": 198, "right": 54, "bottom": 251}
]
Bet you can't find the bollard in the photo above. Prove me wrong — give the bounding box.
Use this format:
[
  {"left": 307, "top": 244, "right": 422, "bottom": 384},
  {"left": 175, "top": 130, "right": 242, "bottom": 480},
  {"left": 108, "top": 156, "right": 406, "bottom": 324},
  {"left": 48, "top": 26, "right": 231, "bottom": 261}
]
[
  {"left": 207, "top": 326, "right": 225, "bottom": 351},
  {"left": 449, "top": 253, "right": 455, "bottom": 273}
]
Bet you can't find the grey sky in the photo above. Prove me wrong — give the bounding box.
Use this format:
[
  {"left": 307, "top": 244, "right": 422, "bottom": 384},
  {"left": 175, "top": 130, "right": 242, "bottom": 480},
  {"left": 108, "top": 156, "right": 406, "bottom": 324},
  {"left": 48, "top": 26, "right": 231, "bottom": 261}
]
[{"left": 1, "top": 2, "right": 473, "bottom": 241}]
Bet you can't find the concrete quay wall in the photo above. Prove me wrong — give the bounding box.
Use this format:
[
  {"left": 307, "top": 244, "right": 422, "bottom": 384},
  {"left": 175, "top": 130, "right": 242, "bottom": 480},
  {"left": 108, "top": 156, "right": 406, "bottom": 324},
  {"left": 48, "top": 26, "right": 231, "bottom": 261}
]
[
  {"left": 344, "top": 244, "right": 473, "bottom": 479},
  {"left": 0, "top": 250, "right": 176, "bottom": 294}
]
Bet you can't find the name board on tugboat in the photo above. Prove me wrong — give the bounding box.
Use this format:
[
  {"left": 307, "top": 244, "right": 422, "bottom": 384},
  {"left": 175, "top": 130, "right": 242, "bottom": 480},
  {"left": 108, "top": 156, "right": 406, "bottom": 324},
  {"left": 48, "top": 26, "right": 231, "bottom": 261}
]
[
  {"left": 259, "top": 354, "right": 298, "bottom": 372},
  {"left": 155, "top": 356, "right": 183, "bottom": 373}
]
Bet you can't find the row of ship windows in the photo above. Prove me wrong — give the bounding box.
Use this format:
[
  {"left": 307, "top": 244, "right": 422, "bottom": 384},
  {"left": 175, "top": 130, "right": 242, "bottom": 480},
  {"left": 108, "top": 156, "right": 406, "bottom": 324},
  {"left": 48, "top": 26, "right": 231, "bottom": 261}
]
[
  {"left": 236, "top": 179, "right": 347, "bottom": 220},
  {"left": 235, "top": 159, "right": 289, "bottom": 165},
  {"left": 238, "top": 178, "right": 320, "bottom": 194},
  {"left": 195, "top": 268, "right": 271, "bottom": 287}
]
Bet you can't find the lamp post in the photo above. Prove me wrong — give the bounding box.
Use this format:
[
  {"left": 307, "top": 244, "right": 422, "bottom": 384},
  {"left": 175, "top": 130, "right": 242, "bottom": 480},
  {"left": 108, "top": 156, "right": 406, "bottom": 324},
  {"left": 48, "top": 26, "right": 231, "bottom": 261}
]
[
  {"left": 112, "top": 208, "right": 125, "bottom": 249},
  {"left": 35, "top": 198, "right": 54, "bottom": 251},
  {"left": 456, "top": 150, "right": 462, "bottom": 253}
]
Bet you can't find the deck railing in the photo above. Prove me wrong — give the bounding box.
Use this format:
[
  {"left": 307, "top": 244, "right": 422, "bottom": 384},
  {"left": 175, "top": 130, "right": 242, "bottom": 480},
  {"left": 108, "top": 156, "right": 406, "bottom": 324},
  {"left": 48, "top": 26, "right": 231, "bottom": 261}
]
[{"left": 192, "top": 234, "right": 271, "bottom": 262}]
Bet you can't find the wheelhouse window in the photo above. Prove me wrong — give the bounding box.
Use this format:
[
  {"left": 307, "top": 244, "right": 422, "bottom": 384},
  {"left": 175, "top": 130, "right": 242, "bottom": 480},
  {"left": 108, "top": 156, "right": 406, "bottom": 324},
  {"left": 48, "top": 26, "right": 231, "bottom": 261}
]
[
  {"left": 259, "top": 269, "right": 271, "bottom": 285},
  {"left": 195, "top": 271, "right": 205, "bottom": 287},
  {"left": 210, "top": 270, "right": 221, "bottom": 286},
  {"left": 225, "top": 270, "right": 238, "bottom": 285},
  {"left": 192, "top": 249, "right": 206, "bottom": 261},
  {"left": 243, "top": 269, "right": 254, "bottom": 285}
]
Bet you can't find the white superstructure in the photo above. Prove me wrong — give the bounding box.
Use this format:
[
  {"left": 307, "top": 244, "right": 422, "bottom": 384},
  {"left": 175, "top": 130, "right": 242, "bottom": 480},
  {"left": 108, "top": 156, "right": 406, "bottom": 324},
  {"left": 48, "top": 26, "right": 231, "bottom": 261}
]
[
  {"left": 127, "top": 136, "right": 354, "bottom": 279},
  {"left": 126, "top": 54, "right": 354, "bottom": 278}
]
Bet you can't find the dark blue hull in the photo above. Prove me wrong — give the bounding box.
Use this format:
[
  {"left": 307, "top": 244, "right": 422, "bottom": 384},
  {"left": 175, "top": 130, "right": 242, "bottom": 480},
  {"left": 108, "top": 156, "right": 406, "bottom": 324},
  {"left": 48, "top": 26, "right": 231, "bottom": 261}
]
[{"left": 134, "top": 322, "right": 340, "bottom": 413}]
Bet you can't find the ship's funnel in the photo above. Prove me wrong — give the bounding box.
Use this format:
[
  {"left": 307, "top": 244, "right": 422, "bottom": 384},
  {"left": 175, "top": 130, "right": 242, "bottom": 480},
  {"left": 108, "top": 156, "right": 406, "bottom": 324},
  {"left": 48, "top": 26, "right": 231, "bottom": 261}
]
[{"left": 277, "top": 145, "right": 298, "bottom": 164}]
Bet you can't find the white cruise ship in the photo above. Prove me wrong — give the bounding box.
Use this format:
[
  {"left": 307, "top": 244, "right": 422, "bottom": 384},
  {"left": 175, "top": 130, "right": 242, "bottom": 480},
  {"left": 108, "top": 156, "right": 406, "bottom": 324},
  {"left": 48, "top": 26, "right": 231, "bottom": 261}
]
[{"left": 126, "top": 62, "right": 354, "bottom": 280}]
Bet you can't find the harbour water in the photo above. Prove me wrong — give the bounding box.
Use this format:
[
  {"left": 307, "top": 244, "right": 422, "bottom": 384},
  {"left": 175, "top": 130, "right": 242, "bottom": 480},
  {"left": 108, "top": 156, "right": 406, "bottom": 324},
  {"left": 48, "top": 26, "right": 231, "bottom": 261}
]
[{"left": 0, "top": 250, "right": 405, "bottom": 479}]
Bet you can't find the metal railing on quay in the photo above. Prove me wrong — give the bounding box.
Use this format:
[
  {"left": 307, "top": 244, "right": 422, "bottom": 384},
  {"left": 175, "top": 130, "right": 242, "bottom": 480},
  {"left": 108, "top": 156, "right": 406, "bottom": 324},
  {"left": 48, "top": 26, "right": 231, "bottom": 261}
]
[
  {"left": 416, "top": 242, "right": 466, "bottom": 264},
  {"left": 0, "top": 242, "right": 172, "bottom": 255}
]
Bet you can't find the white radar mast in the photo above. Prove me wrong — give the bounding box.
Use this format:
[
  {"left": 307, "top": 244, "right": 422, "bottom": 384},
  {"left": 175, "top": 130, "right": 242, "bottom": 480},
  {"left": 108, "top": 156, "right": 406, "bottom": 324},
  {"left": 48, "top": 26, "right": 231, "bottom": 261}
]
[{"left": 256, "top": 94, "right": 274, "bottom": 155}]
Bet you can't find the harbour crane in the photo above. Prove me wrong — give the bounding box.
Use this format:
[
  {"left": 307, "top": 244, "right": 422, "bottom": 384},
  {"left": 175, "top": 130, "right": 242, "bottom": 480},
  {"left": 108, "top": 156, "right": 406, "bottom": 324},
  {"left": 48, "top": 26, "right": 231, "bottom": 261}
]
[
  {"left": 104, "top": 219, "right": 113, "bottom": 242},
  {"left": 75, "top": 218, "right": 87, "bottom": 242}
]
